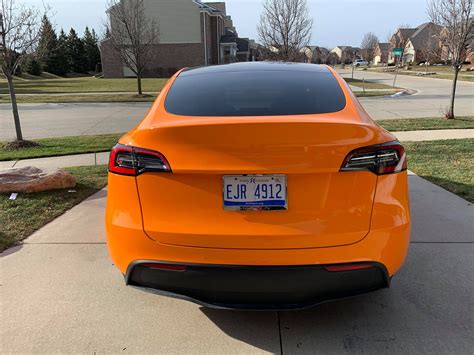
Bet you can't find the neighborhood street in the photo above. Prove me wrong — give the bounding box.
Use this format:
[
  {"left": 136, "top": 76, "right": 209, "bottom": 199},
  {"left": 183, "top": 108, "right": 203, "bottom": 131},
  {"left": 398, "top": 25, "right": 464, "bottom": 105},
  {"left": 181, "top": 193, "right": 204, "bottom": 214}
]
[
  {"left": 1, "top": 71, "right": 473, "bottom": 140},
  {"left": 338, "top": 69, "right": 474, "bottom": 119},
  {"left": 2, "top": 173, "right": 473, "bottom": 353}
]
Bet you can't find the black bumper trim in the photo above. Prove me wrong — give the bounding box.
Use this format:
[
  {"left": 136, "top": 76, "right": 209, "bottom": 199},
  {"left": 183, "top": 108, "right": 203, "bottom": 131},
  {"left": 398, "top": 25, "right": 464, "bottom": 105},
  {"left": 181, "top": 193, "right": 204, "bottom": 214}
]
[{"left": 125, "top": 260, "right": 390, "bottom": 310}]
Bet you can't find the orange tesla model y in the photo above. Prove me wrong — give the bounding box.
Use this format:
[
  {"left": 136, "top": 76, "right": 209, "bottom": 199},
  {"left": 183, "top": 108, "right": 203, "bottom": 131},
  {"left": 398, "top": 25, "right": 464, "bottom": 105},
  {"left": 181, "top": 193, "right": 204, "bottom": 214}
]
[{"left": 106, "top": 62, "right": 411, "bottom": 310}]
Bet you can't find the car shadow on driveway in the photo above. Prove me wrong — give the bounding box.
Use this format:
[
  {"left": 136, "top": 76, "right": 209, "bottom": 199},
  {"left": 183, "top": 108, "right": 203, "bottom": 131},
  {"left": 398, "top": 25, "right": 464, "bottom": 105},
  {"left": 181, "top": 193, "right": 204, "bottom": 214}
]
[
  {"left": 200, "top": 241, "right": 473, "bottom": 354},
  {"left": 200, "top": 307, "right": 281, "bottom": 353}
]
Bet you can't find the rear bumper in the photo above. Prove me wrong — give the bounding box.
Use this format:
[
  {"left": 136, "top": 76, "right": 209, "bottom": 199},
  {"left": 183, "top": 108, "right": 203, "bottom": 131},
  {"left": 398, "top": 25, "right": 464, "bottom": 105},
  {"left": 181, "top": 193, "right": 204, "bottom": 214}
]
[{"left": 126, "top": 261, "right": 390, "bottom": 310}]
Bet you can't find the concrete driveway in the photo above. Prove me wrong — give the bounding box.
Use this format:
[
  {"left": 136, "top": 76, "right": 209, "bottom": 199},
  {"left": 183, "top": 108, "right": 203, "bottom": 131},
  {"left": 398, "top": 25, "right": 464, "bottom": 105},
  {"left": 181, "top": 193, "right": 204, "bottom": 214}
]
[
  {"left": 1, "top": 175, "right": 473, "bottom": 354},
  {"left": 1, "top": 71, "right": 473, "bottom": 140}
]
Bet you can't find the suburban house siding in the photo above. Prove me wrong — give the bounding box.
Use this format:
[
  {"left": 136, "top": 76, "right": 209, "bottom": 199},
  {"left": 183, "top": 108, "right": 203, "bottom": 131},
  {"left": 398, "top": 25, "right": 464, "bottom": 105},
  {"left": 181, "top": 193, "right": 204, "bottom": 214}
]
[{"left": 144, "top": 0, "right": 202, "bottom": 43}]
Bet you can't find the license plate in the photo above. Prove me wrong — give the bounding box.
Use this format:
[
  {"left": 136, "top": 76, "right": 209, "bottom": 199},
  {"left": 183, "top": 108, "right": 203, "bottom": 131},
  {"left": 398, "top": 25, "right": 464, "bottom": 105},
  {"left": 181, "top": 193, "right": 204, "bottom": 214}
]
[{"left": 223, "top": 175, "right": 287, "bottom": 211}]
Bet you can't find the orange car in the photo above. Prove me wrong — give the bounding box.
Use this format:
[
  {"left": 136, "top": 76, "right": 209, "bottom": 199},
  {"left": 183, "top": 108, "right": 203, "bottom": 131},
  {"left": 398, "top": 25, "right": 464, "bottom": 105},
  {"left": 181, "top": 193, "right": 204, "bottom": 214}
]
[{"left": 106, "top": 62, "right": 410, "bottom": 310}]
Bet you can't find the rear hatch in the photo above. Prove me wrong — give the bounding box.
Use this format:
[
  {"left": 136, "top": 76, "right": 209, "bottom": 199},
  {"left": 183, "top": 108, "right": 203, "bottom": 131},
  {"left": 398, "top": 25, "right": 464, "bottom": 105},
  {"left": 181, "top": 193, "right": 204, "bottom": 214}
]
[{"left": 132, "top": 119, "right": 387, "bottom": 250}]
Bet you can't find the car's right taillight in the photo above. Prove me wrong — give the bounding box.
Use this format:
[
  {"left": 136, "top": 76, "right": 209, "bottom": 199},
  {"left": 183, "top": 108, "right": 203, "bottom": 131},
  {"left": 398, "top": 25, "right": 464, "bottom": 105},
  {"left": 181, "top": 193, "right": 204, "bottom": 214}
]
[
  {"left": 109, "top": 144, "right": 171, "bottom": 176},
  {"left": 340, "top": 141, "right": 407, "bottom": 175}
]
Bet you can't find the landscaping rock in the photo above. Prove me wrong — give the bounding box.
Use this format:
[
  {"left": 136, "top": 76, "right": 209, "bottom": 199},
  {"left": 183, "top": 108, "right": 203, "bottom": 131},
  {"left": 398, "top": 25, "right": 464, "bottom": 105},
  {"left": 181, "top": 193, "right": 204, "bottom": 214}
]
[{"left": 0, "top": 166, "right": 76, "bottom": 193}]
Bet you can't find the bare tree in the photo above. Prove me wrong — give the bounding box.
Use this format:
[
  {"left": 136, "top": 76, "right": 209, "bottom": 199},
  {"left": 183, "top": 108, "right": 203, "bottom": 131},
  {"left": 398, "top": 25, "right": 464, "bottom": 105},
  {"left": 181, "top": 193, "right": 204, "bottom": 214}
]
[
  {"left": 361, "top": 32, "right": 379, "bottom": 64},
  {"left": 106, "top": 0, "right": 159, "bottom": 95},
  {"left": 1, "top": 0, "right": 44, "bottom": 142},
  {"left": 257, "top": 0, "right": 313, "bottom": 62},
  {"left": 428, "top": 0, "right": 472, "bottom": 119}
]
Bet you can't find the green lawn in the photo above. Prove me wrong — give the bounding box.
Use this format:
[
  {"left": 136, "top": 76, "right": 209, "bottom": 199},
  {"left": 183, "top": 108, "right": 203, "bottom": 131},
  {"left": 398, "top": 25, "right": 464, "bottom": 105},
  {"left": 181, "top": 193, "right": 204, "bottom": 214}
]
[
  {"left": 0, "top": 76, "right": 168, "bottom": 94},
  {"left": 355, "top": 90, "right": 399, "bottom": 97},
  {"left": 378, "top": 116, "right": 474, "bottom": 131},
  {"left": 405, "top": 139, "right": 473, "bottom": 202},
  {"left": 0, "top": 134, "right": 122, "bottom": 161},
  {"left": 0, "top": 165, "right": 108, "bottom": 252},
  {"left": 0, "top": 75, "right": 398, "bottom": 103},
  {"left": 0, "top": 93, "right": 157, "bottom": 103},
  {"left": 344, "top": 77, "right": 401, "bottom": 90},
  {"left": 368, "top": 65, "right": 474, "bottom": 82},
  {"left": 0, "top": 90, "right": 394, "bottom": 103}
]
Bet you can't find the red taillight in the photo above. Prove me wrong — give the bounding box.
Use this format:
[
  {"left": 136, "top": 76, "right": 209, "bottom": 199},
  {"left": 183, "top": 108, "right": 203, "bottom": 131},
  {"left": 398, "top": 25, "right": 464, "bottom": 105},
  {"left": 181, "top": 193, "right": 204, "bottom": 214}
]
[
  {"left": 140, "top": 263, "right": 187, "bottom": 271},
  {"left": 340, "top": 141, "right": 407, "bottom": 175},
  {"left": 324, "top": 263, "right": 374, "bottom": 272},
  {"left": 108, "top": 144, "right": 171, "bottom": 176}
]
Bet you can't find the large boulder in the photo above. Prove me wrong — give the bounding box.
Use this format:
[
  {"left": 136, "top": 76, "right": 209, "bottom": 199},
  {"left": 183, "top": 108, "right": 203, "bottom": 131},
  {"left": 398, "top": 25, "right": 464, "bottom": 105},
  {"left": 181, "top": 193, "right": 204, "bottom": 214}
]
[{"left": 0, "top": 166, "right": 76, "bottom": 193}]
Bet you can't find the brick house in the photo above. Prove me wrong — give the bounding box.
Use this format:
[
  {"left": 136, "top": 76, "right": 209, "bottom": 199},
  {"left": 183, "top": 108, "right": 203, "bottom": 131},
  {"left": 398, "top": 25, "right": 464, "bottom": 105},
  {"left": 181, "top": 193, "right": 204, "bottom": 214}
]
[
  {"left": 403, "top": 22, "right": 443, "bottom": 64},
  {"left": 388, "top": 23, "right": 443, "bottom": 65},
  {"left": 388, "top": 27, "right": 417, "bottom": 64},
  {"left": 100, "top": 0, "right": 246, "bottom": 78}
]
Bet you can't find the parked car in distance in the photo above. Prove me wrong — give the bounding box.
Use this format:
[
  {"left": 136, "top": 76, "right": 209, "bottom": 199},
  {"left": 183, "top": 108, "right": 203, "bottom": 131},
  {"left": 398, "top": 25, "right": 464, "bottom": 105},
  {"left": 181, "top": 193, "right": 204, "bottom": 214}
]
[
  {"left": 353, "top": 59, "right": 369, "bottom": 66},
  {"left": 106, "top": 62, "right": 411, "bottom": 310}
]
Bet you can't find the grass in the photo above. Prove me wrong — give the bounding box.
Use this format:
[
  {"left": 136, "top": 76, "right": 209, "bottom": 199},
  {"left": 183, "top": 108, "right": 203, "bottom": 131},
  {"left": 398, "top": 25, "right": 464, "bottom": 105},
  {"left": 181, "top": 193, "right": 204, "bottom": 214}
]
[
  {"left": 0, "top": 93, "right": 157, "bottom": 103},
  {"left": 0, "top": 76, "right": 168, "bottom": 94},
  {"left": 0, "top": 90, "right": 394, "bottom": 104},
  {"left": 355, "top": 90, "right": 399, "bottom": 97},
  {"left": 368, "top": 65, "right": 474, "bottom": 82},
  {"left": 0, "top": 165, "right": 108, "bottom": 252},
  {"left": 344, "top": 77, "right": 401, "bottom": 90},
  {"left": 0, "top": 134, "right": 122, "bottom": 161},
  {"left": 405, "top": 139, "right": 473, "bottom": 203},
  {"left": 377, "top": 116, "right": 474, "bottom": 131}
]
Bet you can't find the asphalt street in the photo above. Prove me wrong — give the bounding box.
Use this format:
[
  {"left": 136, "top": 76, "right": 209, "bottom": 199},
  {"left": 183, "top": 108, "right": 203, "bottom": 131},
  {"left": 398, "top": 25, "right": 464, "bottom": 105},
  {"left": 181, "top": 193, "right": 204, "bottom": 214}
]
[
  {"left": 1, "top": 174, "right": 473, "bottom": 353},
  {"left": 0, "top": 71, "right": 473, "bottom": 140},
  {"left": 338, "top": 68, "right": 474, "bottom": 119}
]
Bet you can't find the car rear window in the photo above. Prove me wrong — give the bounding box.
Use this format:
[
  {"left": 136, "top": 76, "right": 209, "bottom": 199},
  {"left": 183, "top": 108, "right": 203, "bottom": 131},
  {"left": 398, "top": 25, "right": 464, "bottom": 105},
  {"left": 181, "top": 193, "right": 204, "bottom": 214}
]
[{"left": 164, "top": 70, "right": 346, "bottom": 116}]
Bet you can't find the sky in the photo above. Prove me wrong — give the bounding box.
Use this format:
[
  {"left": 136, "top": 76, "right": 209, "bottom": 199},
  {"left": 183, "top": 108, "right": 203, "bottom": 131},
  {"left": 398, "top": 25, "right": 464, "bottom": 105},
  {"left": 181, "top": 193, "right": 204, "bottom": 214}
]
[{"left": 23, "top": 0, "right": 430, "bottom": 48}]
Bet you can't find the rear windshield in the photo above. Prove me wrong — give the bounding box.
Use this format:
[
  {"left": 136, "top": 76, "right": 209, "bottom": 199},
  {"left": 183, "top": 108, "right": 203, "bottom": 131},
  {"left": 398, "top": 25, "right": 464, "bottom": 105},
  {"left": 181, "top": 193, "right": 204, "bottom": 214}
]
[{"left": 165, "top": 70, "right": 346, "bottom": 116}]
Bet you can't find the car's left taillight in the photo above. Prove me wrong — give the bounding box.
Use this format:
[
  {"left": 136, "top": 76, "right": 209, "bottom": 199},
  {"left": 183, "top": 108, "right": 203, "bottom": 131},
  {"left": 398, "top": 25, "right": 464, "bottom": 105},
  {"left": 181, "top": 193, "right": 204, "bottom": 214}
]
[
  {"left": 340, "top": 141, "right": 407, "bottom": 175},
  {"left": 108, "top": 144, "right": 171, "bottom": 176}
]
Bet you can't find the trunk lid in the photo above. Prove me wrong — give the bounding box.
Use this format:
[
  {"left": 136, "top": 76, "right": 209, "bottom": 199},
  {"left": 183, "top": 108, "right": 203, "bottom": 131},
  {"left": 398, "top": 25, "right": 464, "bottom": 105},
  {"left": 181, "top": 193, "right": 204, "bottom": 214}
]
[{"left": 131, "top": 118, "right": 391, "bottom": 250}]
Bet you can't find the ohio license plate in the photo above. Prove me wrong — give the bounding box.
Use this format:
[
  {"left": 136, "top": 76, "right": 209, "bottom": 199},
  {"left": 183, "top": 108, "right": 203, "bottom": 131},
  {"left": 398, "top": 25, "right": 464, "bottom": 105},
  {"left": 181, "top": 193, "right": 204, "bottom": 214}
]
[{"left": 223, "top": 175, "right": 287, "bottom": 211}]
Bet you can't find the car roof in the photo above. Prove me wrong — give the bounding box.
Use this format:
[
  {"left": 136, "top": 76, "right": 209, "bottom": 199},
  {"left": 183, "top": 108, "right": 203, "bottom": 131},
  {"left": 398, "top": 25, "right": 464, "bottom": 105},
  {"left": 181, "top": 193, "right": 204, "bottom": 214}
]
[{"left": 180, "top": 62, "right": 331, "bottom": 77}]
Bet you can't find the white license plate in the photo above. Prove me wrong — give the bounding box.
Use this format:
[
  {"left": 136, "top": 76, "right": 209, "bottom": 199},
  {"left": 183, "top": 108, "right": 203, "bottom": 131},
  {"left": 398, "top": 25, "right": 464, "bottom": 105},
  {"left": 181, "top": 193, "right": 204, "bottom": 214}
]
[{"left": 223, "top": 175, "right": 287, "bottom": 211}]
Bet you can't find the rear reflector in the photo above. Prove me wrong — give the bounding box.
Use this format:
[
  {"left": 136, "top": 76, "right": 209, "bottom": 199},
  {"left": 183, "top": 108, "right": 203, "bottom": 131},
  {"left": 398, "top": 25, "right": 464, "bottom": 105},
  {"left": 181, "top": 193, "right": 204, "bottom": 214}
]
[
  {"left": 140, "top": 263, "right": 187, "bottom": 271},
  {"left": 324, "top": 263, "right": 374, "bottom": 272},
  {"left": 340, "top": 141, "right": 407, "bottom": 175},
  {"left": 109, "top": 144, "right": 171, "bottom": 176}
]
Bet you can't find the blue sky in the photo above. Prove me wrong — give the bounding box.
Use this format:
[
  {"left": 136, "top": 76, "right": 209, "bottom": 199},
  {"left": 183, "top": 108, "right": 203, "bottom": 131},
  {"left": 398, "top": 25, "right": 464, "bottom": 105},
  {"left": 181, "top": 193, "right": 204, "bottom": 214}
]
[{"left": 24, "top": 0, "right": 430, "bottom": 48}]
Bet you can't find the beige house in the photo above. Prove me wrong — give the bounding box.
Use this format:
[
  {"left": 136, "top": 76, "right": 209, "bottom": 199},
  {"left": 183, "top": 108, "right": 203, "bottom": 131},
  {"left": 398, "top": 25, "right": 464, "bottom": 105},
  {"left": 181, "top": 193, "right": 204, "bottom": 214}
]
[
  {"left": 100, "top": 0, "right": 242, "bottom": 78},
  {"left": 330, "top": 46, "right": 361, "bottom": 64}
]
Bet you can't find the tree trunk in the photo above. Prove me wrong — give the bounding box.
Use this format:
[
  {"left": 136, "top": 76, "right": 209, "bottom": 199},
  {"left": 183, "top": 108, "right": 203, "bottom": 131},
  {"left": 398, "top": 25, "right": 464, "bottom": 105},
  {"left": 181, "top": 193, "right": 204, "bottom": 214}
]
[
  {"left": 447, "top": 66, "right": 460, "bottom": 119},
  {"left": 6, "top": 75, "right": 24, "bottom": 141},
  {"left": 136, "top": 73, "right": 143, "bottom": 95}
]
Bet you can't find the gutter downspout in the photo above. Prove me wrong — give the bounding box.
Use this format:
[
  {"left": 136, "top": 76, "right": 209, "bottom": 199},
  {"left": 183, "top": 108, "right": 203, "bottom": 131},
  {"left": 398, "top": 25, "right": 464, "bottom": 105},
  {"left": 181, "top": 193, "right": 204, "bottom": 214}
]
[{"left": 203, "top": 12, "right": 208, "bottom": 66}]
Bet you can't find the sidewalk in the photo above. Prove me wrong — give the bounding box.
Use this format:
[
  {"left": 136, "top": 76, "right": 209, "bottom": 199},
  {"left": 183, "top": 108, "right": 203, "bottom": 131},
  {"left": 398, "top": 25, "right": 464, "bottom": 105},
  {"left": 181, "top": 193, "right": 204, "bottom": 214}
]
[
  {"left": 0, "top": 151, "right": 109, "bottom": 170},
  {"left": 0, "top": 129, "right": 472, "bottom": 170},
  {"left": 392, "top": 128, "right": 474, "bottom": 142}
]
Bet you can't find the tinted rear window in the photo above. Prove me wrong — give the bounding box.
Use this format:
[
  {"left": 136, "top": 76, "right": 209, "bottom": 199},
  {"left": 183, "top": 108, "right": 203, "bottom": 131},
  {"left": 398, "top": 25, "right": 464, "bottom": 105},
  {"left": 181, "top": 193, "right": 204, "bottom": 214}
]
[{"left": 165, "top": 70, "right": 346, "bottom": 116}]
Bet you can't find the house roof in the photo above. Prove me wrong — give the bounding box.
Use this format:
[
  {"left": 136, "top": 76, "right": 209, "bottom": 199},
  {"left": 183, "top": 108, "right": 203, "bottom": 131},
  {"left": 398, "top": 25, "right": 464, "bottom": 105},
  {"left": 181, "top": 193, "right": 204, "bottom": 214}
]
[
  {"left": 378, "top": 43, "right": 391, "bottom": 52},
  {"left": 409, "top": 22, "right": 442, "bottom": 48},
  {"left": 237, "top": 37, "right": 249, "bottom": 52},
  {"left": 220, "top": 33, "right": 237, "bottom": 44},
  {"left": 398, "top": 28, "right": 418, "bottom": 40},
  {"left": 333, "top": 45, "right": 359, "bottom": 52},
  {"left": 203, "top": 2, "right": 226, "bottom": 15}
]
